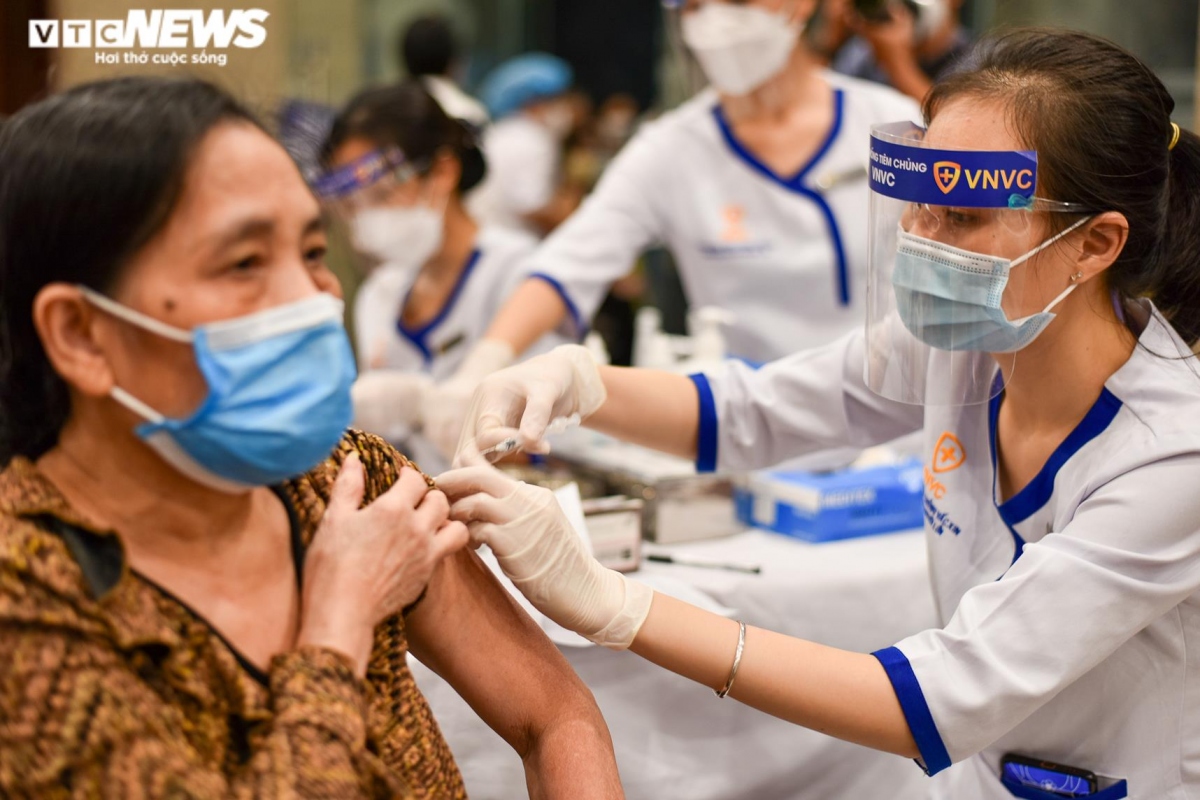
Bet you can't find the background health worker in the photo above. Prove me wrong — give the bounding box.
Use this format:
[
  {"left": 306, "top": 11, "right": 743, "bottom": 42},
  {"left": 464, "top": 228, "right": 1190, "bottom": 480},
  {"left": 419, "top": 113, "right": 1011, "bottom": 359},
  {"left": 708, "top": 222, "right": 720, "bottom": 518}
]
[
  {"left": 468, "top": 53, "right": 584, "bottom": 238},
  {"left": 440, "top": 29, "right": 1200, "bottom": 797},
  {"left": 422, "top": 0, "right": 921, "bottom": 456},
  {"left": 318, "top": 81, "right": 568, "bottom": 469}
]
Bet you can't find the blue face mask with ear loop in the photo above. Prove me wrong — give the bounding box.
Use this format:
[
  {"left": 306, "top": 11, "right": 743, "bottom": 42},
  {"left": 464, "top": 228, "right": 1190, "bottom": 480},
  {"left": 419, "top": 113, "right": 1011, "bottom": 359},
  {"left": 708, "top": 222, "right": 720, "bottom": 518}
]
[
  {"left": 79, "top": 287, "right": 357, "bottom": 493},
  {"left": 891, "top": 214, "right": 1093, "bottom": 353}
]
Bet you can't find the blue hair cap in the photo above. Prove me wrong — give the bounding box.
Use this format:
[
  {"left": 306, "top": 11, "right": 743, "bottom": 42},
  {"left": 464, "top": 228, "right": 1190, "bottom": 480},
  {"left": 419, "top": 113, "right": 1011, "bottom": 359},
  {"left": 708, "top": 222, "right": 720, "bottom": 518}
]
[{"left": 480, "top": 53, "right": 573, "bottom": 119}]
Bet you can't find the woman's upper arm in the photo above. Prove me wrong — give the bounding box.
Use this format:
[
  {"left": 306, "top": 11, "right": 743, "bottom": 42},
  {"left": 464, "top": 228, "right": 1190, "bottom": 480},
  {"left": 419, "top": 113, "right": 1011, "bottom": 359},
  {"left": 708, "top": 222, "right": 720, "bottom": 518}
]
[{"left": 404, "top": 547, "right": 595, "bottom": 755}]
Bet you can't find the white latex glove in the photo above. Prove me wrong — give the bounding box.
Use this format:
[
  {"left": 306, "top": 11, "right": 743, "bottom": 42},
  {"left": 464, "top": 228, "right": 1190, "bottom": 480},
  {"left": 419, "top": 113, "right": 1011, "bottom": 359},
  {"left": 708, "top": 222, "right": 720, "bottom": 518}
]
[
  {"left": 351, "top": 370, "right": 434, "bottom": 442},
  {"left": 451, "top": 343, "right": 607, "bottom": 465},
  {"left": 437, "top": 458, "right": 653, "bottom": 650},
  {"left": 422, "top": 339, "right": 515, "bottom": 461}
]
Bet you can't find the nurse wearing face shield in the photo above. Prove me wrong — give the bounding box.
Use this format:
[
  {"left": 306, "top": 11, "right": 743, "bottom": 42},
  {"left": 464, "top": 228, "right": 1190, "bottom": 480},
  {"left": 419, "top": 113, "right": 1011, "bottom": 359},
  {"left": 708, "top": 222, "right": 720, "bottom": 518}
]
[
  {"left": 316, "top": 82, "right": 568, "bottom": 469},
  {"left": 421, "top": 0, "right": 920, "bottom": 458},
  {"left": 441, "top": 30, "right": 1200, "bottom": 797}
]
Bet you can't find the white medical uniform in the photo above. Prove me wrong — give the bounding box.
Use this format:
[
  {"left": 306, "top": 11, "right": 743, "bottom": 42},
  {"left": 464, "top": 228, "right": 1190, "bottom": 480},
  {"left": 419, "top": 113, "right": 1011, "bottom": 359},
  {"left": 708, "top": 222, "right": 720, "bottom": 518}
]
[
  {"left": 691, "top": 300, "right": 1200, "bottom": 798},
  {"left": 353, "top": 225, "right": 568, "bottom": 380},
  {"left": 467, "top": 115, "right": 562, "bottom": 237},
  {"left": 521, "top": 72, "right": 919, "bottom": 364}
]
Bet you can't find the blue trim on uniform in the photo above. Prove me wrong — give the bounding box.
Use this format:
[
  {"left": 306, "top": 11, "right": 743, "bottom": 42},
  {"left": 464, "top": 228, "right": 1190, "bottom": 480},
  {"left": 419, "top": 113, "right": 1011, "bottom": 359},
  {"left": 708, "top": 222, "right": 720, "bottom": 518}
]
[
  {"left": 986, "top": 388, "right": 1027, "bottom": 562},
  {"left": 999, "top": 387, "right": 1122, "bottom": 524},
  {"left": 396, "top": 249, "right": 482, "bottom": 364},
  {"left": 872, "top": 647, "right": 952, "bottom": 776},
  {"left": 988, "top": 386, "right": 1123, "bottom": 559},
  {"left": 711, "top": 90, "right": 852, "bottom": 306},
  {"left": 689, "top": 373, "right": 719, "bottom": 473},
  {"left": 529, "top": 272, "right": 587, "bottom": 341},
  {"left": 1001, "top": 775, "right": 1128, "bottom": 800}
]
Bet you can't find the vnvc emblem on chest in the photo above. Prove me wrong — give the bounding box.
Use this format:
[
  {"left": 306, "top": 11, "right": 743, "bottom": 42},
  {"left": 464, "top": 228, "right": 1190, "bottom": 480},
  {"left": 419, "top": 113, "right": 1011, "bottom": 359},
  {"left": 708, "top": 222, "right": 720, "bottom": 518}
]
[
  {"left": 721, "top": 205, "right": 748, "bottom": 243},
  {"left": 932, "top": 432, "right": 966, "bottom": 473}
]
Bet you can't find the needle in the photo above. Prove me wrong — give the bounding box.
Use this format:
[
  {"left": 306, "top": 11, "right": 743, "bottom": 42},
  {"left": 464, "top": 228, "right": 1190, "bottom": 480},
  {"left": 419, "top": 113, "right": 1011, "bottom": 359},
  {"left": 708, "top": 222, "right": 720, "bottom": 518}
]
[{"left": 479, "top": 437, "right": 520, "bottom": 463}]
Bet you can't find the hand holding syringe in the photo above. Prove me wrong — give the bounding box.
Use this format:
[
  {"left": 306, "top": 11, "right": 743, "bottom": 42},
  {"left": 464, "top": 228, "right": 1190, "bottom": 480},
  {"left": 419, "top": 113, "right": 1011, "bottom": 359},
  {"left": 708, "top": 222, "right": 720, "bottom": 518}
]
[{"left": 476, "top": 414, "right": 582, "bottom": 463}]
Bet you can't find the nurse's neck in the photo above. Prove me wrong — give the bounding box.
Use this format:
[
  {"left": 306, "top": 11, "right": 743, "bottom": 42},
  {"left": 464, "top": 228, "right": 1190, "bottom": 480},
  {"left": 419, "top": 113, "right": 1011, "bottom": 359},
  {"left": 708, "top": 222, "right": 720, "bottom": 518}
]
[
  {"left": 420, "top": 197, "right": 479, "bottom": 281},
  {"left": 719, "top": 44, "right": 827, "bottom": 126},
  {"left": 996, "top": 286, "right": 1136, "bottom": 431},
  {"left": 402, "top": 198, "right": 479, "bottom": 329}
]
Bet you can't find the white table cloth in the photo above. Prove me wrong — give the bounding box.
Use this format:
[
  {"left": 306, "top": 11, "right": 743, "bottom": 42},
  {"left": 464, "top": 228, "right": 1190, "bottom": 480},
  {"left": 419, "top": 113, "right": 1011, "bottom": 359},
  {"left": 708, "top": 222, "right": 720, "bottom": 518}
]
[{"left": 411, "top": 529, "right": 940, "bottom": 799}]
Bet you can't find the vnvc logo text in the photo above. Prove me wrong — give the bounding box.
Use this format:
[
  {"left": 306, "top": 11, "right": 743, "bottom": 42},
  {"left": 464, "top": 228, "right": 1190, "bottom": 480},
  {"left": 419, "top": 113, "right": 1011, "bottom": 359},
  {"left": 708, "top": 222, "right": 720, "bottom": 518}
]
[
  {"left": 29, "top": 10, "right": 269, "bottom": 49},
  {"left": 933, "top": 161, "right": 1033, "bottom": 196}
]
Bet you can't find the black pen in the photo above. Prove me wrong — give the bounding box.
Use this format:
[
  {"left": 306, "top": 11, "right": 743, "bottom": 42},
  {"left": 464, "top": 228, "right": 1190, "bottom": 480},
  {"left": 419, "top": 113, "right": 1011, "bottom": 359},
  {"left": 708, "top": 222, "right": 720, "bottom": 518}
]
[{"left": 645, "top": 554, "right": 762, "bottom": 575}]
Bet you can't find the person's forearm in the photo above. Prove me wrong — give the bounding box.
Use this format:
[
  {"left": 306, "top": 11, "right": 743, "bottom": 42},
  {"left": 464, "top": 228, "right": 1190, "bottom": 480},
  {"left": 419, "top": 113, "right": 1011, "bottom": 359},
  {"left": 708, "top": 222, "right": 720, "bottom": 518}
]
[
  {"left": 877, "top": 50, "right": 933, "bottom": 101},
  {"left": 587, "top": 366, "right": 700, "bottom": 459},
  {"left": 484, "top": 278, "right": 570, "bottom": 355},
  {"left": 297, "top": 603, "right": 373, "bottom": 677},
  {"left": 629, "top": 593, "right": 918, "bottom": 758},
  {"left": 523, "top": 714, "right": 624, "bottom": 800}
]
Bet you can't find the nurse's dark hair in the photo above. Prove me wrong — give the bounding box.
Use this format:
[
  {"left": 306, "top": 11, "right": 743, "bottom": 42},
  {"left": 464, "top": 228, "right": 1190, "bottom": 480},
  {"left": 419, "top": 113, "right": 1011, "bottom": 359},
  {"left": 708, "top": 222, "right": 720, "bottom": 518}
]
[
  {"left": 925, "top": 28, "right": 1200, "bottom": 345},
  {"left": 320, "top": 80, "right": 487, "bottom": 194},
  {"left": 0, "top": 76, "right": 260, "bottom": 464}
]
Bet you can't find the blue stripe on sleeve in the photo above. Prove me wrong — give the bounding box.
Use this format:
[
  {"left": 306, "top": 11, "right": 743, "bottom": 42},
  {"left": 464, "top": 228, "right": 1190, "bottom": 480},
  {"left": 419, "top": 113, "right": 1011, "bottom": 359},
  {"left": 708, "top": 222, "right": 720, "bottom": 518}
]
[
  {"left": 529, "top": 272, "right": 587, "bottom": 340},
  {"left": 872, "top": 646, "right": 952, "bottom": 775},
  {"left": 689, "top": 373, "right": 718, "bottom": 473}
]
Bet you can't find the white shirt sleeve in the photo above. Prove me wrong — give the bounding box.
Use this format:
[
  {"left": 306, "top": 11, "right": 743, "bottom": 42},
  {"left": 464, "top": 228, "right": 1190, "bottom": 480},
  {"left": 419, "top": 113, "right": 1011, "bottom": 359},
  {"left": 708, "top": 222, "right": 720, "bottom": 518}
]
[
  {"left": 874, "top": 450, "right": 1200, "bottom": 774},
  {"left": 523, "top": 125, "right": 668, "bottom": 327},
  {"left": 694, "top": 329, "right": 925, "bottom": 472},
  {"left": 353, "top": 267, "right": 406, "bottom": 371},
  {"left": 350, "top": 266, "right": 417, "bottom": 371}
]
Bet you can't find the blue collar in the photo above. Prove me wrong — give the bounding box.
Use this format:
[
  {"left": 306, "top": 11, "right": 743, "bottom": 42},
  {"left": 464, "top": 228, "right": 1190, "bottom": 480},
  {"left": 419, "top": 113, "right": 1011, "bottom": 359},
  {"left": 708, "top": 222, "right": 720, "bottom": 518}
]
[
  {"left": 396, "top": 248, "right": 482, "bottom": 363},
  {"left": 988, "top": 383, "right": 1123, "bottom": 543},
  {"left": 711, "top": 88, "right": 845, "bottom": 193},
  {"left": 710, "top": 89, "right": 852, "bottom": 306}
]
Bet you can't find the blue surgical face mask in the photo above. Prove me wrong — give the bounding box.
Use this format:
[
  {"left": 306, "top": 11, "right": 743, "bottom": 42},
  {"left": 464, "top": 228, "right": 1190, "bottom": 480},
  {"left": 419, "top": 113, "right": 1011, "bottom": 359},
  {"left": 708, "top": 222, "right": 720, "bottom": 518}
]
[
  {"left": 891, "top": 216, "right": 1091, "bottom": 353},
  {"left": 80, "top": 288, "right": 357, "bottom": 493}
]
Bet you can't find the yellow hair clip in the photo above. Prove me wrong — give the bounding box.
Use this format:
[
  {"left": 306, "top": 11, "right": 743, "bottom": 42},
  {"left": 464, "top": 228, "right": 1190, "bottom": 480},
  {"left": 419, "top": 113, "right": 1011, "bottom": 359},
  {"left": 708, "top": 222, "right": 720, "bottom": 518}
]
[{"left": 1170, "top": 121, "right": 1182, "bottom": 151}]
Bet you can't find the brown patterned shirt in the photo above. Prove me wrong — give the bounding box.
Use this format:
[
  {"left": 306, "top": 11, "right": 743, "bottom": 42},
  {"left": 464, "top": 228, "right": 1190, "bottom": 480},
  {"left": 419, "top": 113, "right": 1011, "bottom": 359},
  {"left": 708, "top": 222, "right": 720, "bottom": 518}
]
[{"left": 0, "top": 430, "right": 468, "bottom": 799}]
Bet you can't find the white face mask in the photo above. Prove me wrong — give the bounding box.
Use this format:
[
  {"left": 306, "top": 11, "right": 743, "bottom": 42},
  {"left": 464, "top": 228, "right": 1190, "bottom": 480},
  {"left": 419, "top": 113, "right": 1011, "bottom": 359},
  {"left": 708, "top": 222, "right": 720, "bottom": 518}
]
[
  {"left": 351, "top": 202, "right": 445, "bottom": 271},
  {"left": 681, "top": 3, "right": 802, "bottom": 97}
]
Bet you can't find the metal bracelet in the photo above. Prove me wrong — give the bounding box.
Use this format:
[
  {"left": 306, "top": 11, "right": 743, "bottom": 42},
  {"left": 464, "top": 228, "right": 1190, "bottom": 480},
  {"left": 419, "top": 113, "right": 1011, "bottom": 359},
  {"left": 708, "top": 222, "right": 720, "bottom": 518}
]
[{"left": 715, "top": 621, "right": 747, "bottom": 699}]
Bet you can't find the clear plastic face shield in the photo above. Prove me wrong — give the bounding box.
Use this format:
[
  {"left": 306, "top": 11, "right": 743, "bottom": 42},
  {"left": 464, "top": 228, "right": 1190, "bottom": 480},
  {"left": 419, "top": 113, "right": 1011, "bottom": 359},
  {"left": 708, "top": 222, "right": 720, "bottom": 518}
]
[
  {"left": 865, "top": 121, "right": 1092, "bottom": 406},
  {"left": 312, "top": 148, "right": 441, "bottom": 268},
  {"left": 313, "top": 148, "right": 427, "bottom": 220},
  {"left": 660, "top": 0, "right": 805, "bottom": 100}
]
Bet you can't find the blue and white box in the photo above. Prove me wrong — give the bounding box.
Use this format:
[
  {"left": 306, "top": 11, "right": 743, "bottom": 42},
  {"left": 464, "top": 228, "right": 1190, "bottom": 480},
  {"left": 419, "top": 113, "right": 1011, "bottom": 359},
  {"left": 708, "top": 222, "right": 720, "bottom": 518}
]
[{"left": 735, "top": 459, "right": 925, "bottom": 543}]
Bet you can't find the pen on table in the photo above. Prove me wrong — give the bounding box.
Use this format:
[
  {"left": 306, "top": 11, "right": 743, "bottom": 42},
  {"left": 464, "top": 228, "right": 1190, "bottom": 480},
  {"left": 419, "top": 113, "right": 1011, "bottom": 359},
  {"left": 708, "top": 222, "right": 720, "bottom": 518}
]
[{"left": 644, "top": 554, "right": 762, "bottom": 575}]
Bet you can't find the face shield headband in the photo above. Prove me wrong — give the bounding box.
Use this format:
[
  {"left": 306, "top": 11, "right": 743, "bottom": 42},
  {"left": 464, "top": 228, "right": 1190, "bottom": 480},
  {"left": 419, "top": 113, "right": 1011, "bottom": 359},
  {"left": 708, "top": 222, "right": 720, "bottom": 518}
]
[{"left": 311, "top": 147, "right": 426, "bottom": 202}]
